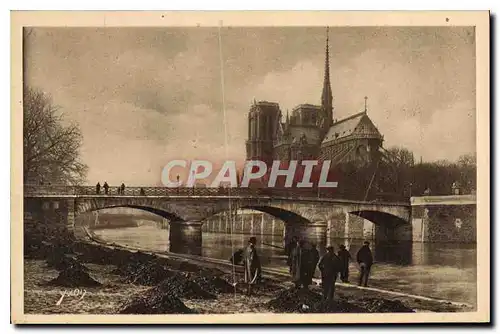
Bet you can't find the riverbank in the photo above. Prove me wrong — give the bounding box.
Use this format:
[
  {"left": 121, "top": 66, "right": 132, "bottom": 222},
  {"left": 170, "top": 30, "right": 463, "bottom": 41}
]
[
  {"left": 23, "top": 232, "right": 474, "bottom": 314},
  {"left": 91, "top": 224, "right": 478, "bottom": 306}
]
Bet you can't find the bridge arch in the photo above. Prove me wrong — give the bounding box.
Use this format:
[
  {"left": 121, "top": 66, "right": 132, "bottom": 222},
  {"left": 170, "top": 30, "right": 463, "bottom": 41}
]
[
  {"left": 79, "top": 204, "right": 185, "bottom": 223},
  {"left": 242, "top": 205, "right": 326, "bottom": 246},
  {"left": 204, "top": 204, "right": 327, "bottom": 247},
  {"left": 241, "top": 205, "right": 311, "bottom": 225},
  {"left": 74, "top": 202, "right": 206, "bottom": 255},
  {"left": 349, "top": 210, "right": 408, "bottom": 228},
  {"left": 349, "top": 210, "right": 412, "bottom": 242}
]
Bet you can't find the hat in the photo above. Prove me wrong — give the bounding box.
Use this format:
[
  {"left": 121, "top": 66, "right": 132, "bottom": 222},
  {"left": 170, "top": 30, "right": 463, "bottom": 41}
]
[
  {"left": 249, "top": 237, "right": 257, "bottom": 244},
  {"left": 326, "top": 246, "right": 334, "bottom": 252}
]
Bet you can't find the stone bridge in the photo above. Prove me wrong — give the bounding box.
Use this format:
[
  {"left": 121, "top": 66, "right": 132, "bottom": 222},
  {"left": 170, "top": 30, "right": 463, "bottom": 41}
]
[{"left": 24, "top": 186, "right": 412, "bottom": 250}]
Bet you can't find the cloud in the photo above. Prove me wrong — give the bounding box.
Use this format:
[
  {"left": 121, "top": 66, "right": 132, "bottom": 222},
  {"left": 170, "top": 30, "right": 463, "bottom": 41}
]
[
  {"left": 24, "top": 27, "right": 476, "bottom": 185},
  {"left": 247, "top": 60, "right": 323, "bottom": 111}
]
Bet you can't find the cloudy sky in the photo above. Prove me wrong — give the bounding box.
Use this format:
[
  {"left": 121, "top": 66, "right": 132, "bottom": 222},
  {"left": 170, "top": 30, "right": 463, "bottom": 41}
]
[{"left": 25, "top": 26, "right": 476, "bottom": 186}]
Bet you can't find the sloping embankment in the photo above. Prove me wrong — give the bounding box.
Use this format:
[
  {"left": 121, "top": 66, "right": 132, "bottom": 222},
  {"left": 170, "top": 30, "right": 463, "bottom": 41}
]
[{"left": 82, "top": 227, "right": 474, "bottom": 312}]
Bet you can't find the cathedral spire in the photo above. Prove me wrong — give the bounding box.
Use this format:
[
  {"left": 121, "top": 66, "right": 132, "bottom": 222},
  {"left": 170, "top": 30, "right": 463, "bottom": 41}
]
[{"left": 321, "top": 26, "right": 333, "bottom": 130}]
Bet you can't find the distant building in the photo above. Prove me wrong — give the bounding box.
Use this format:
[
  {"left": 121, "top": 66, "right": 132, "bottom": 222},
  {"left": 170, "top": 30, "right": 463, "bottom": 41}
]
[{"left": 245, "top": 28, "right": 384, "bottom": 171}]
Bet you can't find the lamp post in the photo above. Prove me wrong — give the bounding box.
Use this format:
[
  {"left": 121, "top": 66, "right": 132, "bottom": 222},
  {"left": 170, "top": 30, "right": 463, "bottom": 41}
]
[
  {"left": 176, "top": 175, "right": 180, "bottom": 195},
  {"left": 191, "top": 170, "right": 195, "bottom": 196}
]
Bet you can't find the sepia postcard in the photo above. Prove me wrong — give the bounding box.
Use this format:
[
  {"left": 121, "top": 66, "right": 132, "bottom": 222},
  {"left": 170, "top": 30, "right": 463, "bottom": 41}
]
[{"left": 11, "top": 11, "right": 490, "bottom": 324}]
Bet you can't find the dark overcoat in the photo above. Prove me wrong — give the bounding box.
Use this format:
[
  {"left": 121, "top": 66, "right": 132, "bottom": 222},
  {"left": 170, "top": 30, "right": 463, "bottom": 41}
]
[
  {"left": 243, "top": 244, "right": 261, "bottom": 285},
  {"left": 290, "top": 245, "right": 311, "bottom": 284}
]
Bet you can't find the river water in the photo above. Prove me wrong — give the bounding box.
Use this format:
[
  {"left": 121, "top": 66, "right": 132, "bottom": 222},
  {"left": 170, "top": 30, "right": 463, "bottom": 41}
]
[{"left": 93, "top": 221, "right": 477, "bottom": 306}]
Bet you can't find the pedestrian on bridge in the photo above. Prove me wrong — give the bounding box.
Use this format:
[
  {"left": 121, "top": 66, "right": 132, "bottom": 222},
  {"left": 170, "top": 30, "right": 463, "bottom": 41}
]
[
  {"left": 318, "top": 246, "right": 341, "bottom": 302},
  {"left": 337, "top": 244, "right": 352, "bottom": 283},
  {"left": 356, "top": 241, "right": 373, "bottom": 287},
  {"left": 120, "top": 183, "right": 125, "bottom": 195},
  {"left": 243, "top": 237, "right": 261, "bottom": 296},
  {"left": 96, "top": 182, "right": 101, "bottom": 194},
  {"left": 103, "top": 182, "right": 109, "bottom": 195}
]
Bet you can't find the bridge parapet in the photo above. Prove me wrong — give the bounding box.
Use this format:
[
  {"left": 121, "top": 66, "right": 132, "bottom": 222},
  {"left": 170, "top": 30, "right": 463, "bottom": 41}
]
[
  {"left": 23, "top": 185, "right": 410, "bottom": 207},
  {"left": 411, "top": 195, "right": 476, "bottom": 206},
  {"left": 24, "top": 184, "right": 327, "bottom": 198}
]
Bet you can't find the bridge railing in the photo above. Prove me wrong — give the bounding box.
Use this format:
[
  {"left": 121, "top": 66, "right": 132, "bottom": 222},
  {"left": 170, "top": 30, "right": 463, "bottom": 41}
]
[
  {"left": 24, "top": 184, "right": 331, "bottom": 198},
  {"left": 23, "top": 184, "right": 410, "bottom": 203}
]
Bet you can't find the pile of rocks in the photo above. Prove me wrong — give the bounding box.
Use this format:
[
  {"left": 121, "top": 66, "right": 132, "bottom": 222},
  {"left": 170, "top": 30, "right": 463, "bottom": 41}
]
[
  {"left": 24, "top": 224, "right": 74, "bottom": 260},
  {"left": 119, "top": 292, "right": 195, "bottom": 314},
  {"left": 268, "top": 287, "right": 415, "bottom": 313},
  {"left": 118, "top": 272, "right": 219, "bottom": 314},
  {"left": 75, "top": 244, "right": 117, "bottom": 265},
  {"left": 308, "top": 298, "right": 368, "bottom": 313},
  {"left": 357, "top": 298, "right": 414, "bottom": 313},
  {"left": 47, "top": 265, "right": 101, "bottom": 288},
  {"left": 123, "top": 260, "right": 176, "bottom": 286},
  {"left": 267, "top": 287, "right": 323, "bottom": 313},
  {"left": 191, "top": 275, "right": 235, "bottom": 294},
  {"left": 153, "top": 273, "right": 216, "bottom": 300},
  {"left": 45, "top": 253, "right": 89, "bottom": 273}
]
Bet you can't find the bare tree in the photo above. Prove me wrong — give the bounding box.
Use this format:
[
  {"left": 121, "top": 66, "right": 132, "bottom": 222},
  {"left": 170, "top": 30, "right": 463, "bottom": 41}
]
[
  {"left": 457, "top": 153, "right": 476, "bottom": 167},
  {"left": 384, "top": 146, "right": 415, "bottom": 167},
  {"left": 23, "top": 86, "right": 88, "bottom": 185}
]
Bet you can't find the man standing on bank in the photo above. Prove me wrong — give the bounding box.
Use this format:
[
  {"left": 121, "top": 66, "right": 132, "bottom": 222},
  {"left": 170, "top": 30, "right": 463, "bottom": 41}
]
[
  {"left": 318, "top": 246, "right": 341, "bottom": 302},
  {"left": 285, "top": 236, "right": 298, "bottom": 273},
  {"left": 309, "top": 243, "right": 320, "bottom": 282},
  {"left": 337, "top": 244, "right": 352, "bottom": 283},
  {"left": 290, "top": 239, "right": 311, "bottom": 289},
  {"left": 243, "top": 237, "right": 261, "bottom": 296},
  {"left": 356, "top": 241, "right": 374, "bottom": 287}
]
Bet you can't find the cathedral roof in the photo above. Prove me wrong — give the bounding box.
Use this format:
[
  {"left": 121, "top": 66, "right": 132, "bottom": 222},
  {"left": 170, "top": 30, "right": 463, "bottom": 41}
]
[
  {"left": 291, "top": 104, "right": 322, "bottom": 112},
  {"left": 288, "top": 125, "right": 321, "bottom": 145},
  {"left": 322, "top": 111, "right": 382, "bottom": 144}
]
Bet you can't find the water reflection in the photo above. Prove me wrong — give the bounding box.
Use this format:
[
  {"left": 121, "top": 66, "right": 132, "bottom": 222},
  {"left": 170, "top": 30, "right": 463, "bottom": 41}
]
[
  {"left": 169, "top": 222, "right": 203, "bottom": 256},
  {"left": 169, "top": 243, "right": 203, "bottom": 256},
  {"left": 201, "top": 233, "right": 287, "bottom": 268},
  {"left": 372, "top": 241, "right": 413, "bottom": 266}
]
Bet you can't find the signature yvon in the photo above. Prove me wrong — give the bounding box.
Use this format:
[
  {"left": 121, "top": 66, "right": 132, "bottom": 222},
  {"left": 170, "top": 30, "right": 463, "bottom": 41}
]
[{"left": 56, "top": 289, "right": 87, "bottom": 306}]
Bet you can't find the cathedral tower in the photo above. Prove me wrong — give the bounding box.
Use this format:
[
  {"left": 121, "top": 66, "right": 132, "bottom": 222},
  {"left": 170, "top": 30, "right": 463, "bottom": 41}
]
[
  {"left": 319, "top": 27, "right": 334, "bottom": 136},
  {"left": 245, "top": 100, "right": 281, "bottom": 167}
]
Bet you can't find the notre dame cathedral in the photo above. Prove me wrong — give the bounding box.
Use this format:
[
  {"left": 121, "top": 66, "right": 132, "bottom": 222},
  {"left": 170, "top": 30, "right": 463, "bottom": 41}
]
[{"left": 245, "top": 30, "right": 384, "bottom": 170}]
